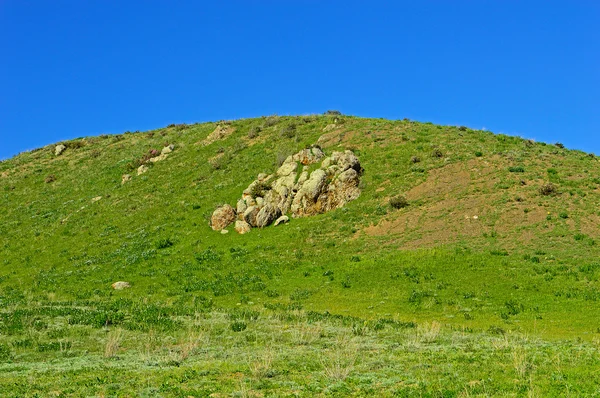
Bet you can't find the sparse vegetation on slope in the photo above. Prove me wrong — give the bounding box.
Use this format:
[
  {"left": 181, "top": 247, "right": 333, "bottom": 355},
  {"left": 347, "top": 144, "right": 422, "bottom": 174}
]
[{"left": 1, "top": 115, "right": 600, "bottom": 395}]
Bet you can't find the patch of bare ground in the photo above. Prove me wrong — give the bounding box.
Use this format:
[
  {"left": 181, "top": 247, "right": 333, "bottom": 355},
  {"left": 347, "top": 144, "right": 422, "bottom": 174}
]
[{"left": 363, "top": 156, "right": 576, "bottom": 249}]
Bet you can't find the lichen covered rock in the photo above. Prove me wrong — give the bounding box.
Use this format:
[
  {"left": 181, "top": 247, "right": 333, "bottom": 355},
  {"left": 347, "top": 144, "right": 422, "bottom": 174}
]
[{"left": 211, "top": 204, "right": 236, "bottom": 231}]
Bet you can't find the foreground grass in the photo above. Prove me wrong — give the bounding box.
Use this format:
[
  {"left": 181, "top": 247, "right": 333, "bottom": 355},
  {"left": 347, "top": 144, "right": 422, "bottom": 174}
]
[{"left": 1, "top": 307, "right": 600, "bottom": 397}]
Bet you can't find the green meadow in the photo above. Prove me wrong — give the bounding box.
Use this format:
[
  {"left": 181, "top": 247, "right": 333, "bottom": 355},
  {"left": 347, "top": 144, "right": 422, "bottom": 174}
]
[{"left": 1, "top": 115, "right": 600, "bottom": 396}]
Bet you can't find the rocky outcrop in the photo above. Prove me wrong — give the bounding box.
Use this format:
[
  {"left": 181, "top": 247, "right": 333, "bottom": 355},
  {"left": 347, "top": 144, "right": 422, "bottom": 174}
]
[
  {"left": 211, "top": 146, "right": 362, "bottom": 233},
  {"left": 211, "top": 204, "right": 236, "bottom": 231}
]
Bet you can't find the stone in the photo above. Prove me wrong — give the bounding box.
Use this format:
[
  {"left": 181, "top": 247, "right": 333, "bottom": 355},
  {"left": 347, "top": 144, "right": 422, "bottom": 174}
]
[
  {"left": 274, "top": 215, "right": 289, "bottom": 226},
  {"left": 137, "top": 165, "right": 149, "bottom": 175},
  {"left": 301, "top": 169, "right": 327, "bottom": 200},
  {"left": 112, "top": 281, "right": 130, "bottom": 290},
  {"left": 277, "top": 159, "right": 298, "bottom": 177},
  {"left": 91, "top": 196, "right": 102, "bottom": 203},
  {"left": 149, "top": 154, "right": 168, "bottom": 163},
  {"left": 292, "top": 147, "right": 325, "bottom": 165},
  {"left": 236, "top": 199, "right": 248, "bottom": 215},
  {"left": 235, "top": 220, "right": 251, "bottom": 234},
  {"left": 255, "top": 197, "right": 264, "bottom": 207},
  {"left": 243, "top": 206, "right": 259, "bottom": 227},
  {"left": 255, "top": 205, "right": 280, "bottom": 228},
  {"left": 55, "top": 144, "right": 66, "bottom": 156},
  {"left": 211, "top": 204, "right": 236, "bottom": 231},
  {"left": 221, "top": 229, "right": 229, "bottom": 234},
  {"left": 161, "top": 144, "right": 175, "bottom": 155},
  {"left": 121, "top": 174, "right": 132, "bottom": 185}
]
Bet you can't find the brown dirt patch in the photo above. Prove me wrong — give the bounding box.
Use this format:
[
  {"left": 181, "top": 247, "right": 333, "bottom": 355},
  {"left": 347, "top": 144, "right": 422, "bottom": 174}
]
[{"left": 364, "top": 156, "right": 552, "bottom": 247}]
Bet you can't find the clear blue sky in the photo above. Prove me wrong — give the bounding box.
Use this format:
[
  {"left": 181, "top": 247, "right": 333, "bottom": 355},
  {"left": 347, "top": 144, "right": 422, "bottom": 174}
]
[{"left": 1, "top": 1, "right": 598, "bottom": 160}]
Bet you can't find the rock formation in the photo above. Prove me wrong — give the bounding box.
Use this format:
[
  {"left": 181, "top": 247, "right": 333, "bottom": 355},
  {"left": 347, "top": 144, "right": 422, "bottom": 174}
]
[{"left": 210, "top": 146, "right": 362, "bottom": 233}]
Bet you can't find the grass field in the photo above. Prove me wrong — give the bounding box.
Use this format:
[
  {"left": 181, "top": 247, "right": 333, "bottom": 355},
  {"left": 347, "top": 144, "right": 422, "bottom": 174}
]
[{"left": 1, "top": 115, "right": 600, "bottom": 396}]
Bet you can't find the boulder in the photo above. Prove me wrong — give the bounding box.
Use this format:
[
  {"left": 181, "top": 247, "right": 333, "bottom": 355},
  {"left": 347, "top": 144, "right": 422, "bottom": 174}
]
[
  {"left": 277, "top": 159, "right": 298, "bottom": 177},
  {"left": 243, "top": 206, "right": 259, "bottom": 227},
  {"left": 235, "top": 220, "right": 251, "bottom": 234},
  {"left": 211, "top": 204, "right": 236, "bottom": 231},
  {"left": 292, "top": 147, "right": 325, "bottom": 165},
  {"left": 55, "top": 144, "right": 66, "bottom": 156},
  {"left": 255, "top": 205, "right": 280, "bottom": 228},
  {"left": 112, "top": 281, "right": 130, "bottom": 290},
  {"left": 149, "top": 154, "right": 168, "bottom": 163},
  {"left": 137, "top": 165, "right": 149, "bottom": 175},
  {"left": 301, "top": 169, "right": 327, "bottom": 200},
  {"left": 236, "top": 199, "right": 248, "bottom": 215},
  {"left": 161, "top": 144, "right": 175, "bottom": 155},
  {"left": 274, "top": 215, "right": 289, "bottom": 226}
]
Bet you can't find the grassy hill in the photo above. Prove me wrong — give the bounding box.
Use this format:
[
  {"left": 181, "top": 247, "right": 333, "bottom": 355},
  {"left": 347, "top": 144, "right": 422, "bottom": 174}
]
[{"left": 2, "top": 115, "right": 600, "bottom": 396}]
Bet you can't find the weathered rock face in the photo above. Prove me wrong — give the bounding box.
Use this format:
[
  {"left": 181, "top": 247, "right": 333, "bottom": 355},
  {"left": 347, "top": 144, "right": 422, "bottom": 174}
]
[
  {"left": 212, "top": 146, "right": 362, "bottom": 233},
  {"left": 211, "top": 204, "right": 236, "bottom": 231}
]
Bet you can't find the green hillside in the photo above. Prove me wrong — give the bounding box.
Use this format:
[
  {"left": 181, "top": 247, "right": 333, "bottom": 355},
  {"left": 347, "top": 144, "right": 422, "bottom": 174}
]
[{"left": 2, "top": 115, "right": 600, "bottom": 396}]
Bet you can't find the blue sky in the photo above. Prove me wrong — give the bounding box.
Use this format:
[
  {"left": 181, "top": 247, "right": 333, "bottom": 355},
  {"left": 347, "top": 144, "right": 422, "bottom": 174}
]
[{"left": 1, "top": 1, "right": 598, "bottom": 160}]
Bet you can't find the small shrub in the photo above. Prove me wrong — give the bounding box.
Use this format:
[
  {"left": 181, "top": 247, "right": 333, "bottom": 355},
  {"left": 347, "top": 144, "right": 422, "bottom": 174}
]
[
  {"left": 280, "top": 124, "right": 297, "bottom": 139},
  {"left": 410, "top": 156, "right": 421, "bottom": 163},
  {"left": 44, "top": 175, "right": 56, "bottom": 184},
  {"left": 475, "top": 151, "right": 483, "bottom": 157},
  {"left": 230, "top": 321, "right": 247, "bottom": 332},
  {"left": 559, "top": 212, "right": 568, "bottom": 219},
  {"left": 431, "top": 148, "right": 444, "bottom": 158},
  {"left": 458, "top": 126, "right": 468, "bottom": 131},
  {"left": 0, "top": 344, "right": 11, "bottom": 361},
  {"left": 505, "top": 299, "right": 524, "bottom": 316},
  {"left": 389, "top": 195, "right": 409, "bottom": 209},
  {"left": 247, "top": 126, "right": 261, "bottom": 139},
  {"left": 263, "top": 115, "right": 280, "bottom": 127},
  {"left": 250, "top": 181, "right": 272, "bottom": 198},
  {"left": 156, "top": 238, "right": 174, "bottom": 249},
  {"left": 539, "top": 183, "right": 558, "bottom": 196},
  {"left": 508, "top": 166, "right": 525, "bottom": 173},
  {"left": 555, "top": 142, "right": 565, "bottom": 149},
  {"left": 324, "top": 110, "right": 342, "bottom": 116},
  {"left": 64, "top": 140, "right": 86, "bottom": 150}
]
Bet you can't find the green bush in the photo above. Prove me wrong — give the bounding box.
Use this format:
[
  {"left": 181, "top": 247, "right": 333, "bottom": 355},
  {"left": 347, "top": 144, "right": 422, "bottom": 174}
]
[
  {"left": 431, "top": 148, "right": 444, "bottom": 158},
  {"left": 508, "top": 166, "right": 525, "bottom": 173},
  {"left": 539, "top": 183, "right": 558, "bottom": 196},
  {"left": 230, "top": 321, "right": 247, "bottom": 332},
  {"left": 389, "top": 195, "right": 409, "bottom": 209}
]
